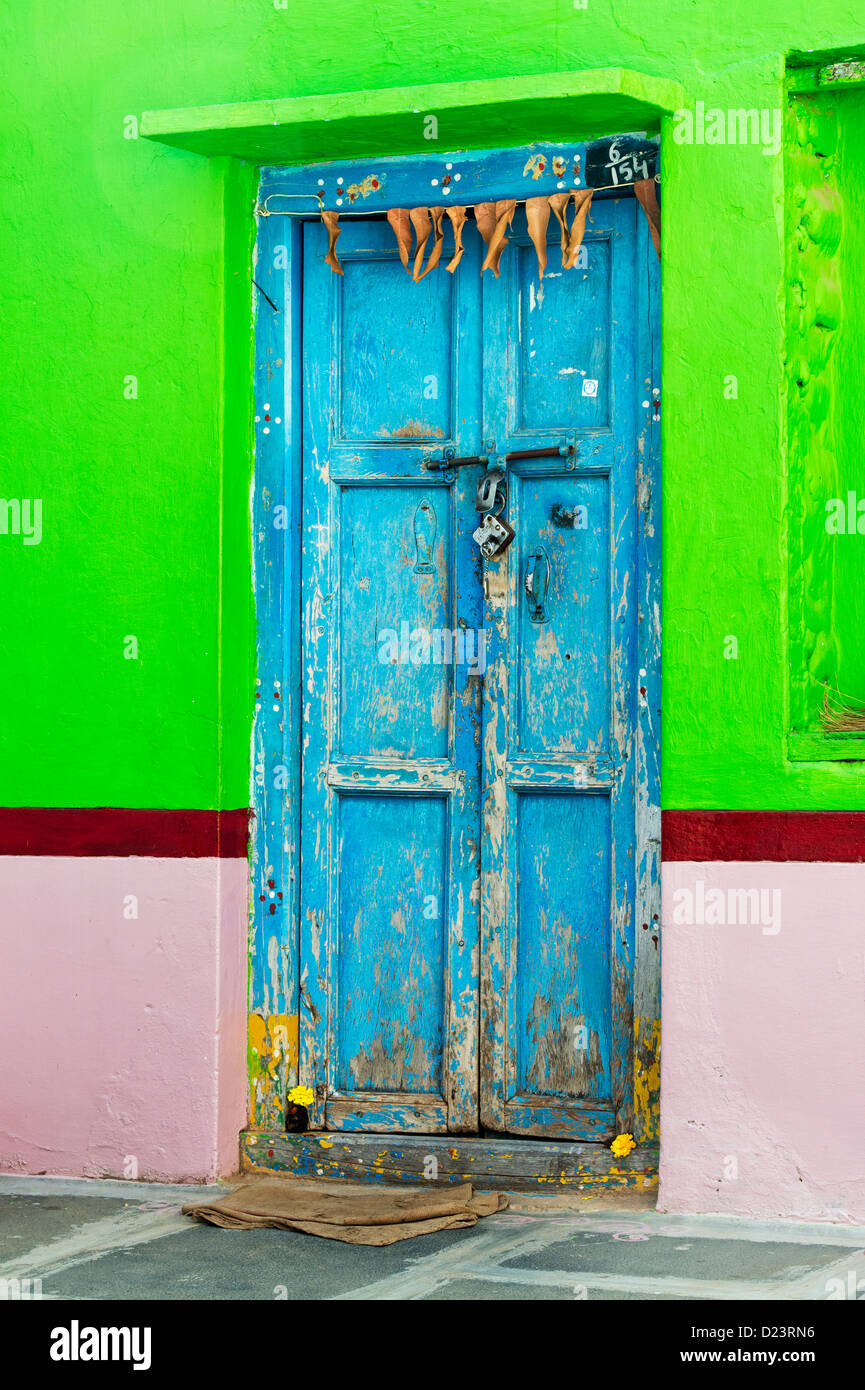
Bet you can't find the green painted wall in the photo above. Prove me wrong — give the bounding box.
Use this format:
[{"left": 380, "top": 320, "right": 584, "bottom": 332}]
[{"left": 2, "top": 2, "right": 864, "bottom": 810}]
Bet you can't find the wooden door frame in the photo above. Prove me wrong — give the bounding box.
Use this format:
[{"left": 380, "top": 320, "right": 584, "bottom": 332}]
[{"left": 247, "top": 138, "right": 661, "bottom": 1183}]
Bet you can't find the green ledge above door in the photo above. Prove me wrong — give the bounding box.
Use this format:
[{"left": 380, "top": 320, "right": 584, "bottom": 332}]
[{"left": 141, "top": 68, "right": 685, "bottom": 164}]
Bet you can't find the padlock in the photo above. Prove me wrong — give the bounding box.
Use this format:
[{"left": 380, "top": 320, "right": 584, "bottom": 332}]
[
  {"left": 477, "top": 468, "right": 506, "bottom": 513},
  {"left": 473, "top": 512, "right": 516, "bottom": 559}
]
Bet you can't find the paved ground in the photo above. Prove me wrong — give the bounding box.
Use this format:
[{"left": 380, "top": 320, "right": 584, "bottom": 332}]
[{"left": 1, "top": 1176, "right": 863, "bottom": 1301}]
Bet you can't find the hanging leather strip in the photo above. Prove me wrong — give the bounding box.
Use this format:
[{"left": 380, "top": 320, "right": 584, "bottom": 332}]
[
  {"left": 322, "top": 210, "right": 343, "bottom": 276},
  {"left": 479, "top": 199, "right": 517, "bottom": 277},
  {"left": 634, "top": 178, "right": 661, "bottom": 258},
  {"left": 526, "top": 196, "right": 551, "bottom": 280},
  {"left": 446, "top": 206, "right": 467, "bottom": 273},
  {"left": 386, "top": 208, "right": 413, "bottom": 272},
  {"left": 549, "top": 191, "right": 572, "bottom": 266},
  {"left": 474, "top": 202, "right": 497, "bottom": 256},
  {"left": 564, "top": 189, "right": 594, "bottom": 269},
  {"left": 410, "top": 207, "right": 433, "bottom": 281},
  {"left": 416, "top": 206, "right": 445, "bottom": 281}
]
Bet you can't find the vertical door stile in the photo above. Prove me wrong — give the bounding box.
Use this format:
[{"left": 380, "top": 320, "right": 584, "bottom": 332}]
[
  {"left": 608, "top": 207, "right": 639, "bottom": 1136},
  {"left": 298, "top": 257, "right": 334, "bottom": 1130},
  {"left": 478, "top": 266, "right": 512, "bottom": 1132},
  {"left": 633, "top": 206, "right": 663, "bottom": 1147},
  {"left": 445, "top": 252, "right": 485, "bottom": 1132}
]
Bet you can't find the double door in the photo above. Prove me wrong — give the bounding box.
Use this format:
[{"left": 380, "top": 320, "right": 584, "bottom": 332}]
[{"left": 298, "top": 198, "right": 650, "bottom": 1139}]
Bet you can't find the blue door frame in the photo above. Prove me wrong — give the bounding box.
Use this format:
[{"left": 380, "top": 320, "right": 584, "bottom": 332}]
[{"left": 248, "top": 141, "right": 661, "bottom": 1150}]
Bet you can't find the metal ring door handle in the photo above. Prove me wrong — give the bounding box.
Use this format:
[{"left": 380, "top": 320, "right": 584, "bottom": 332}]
[{"left": 525, "top": 547, "right": 550, "bottom": 623}]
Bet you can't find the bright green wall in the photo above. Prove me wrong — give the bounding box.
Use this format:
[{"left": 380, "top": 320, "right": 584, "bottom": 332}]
[{"left": 2, "top": 2, "right": 864, "bottom": 810}]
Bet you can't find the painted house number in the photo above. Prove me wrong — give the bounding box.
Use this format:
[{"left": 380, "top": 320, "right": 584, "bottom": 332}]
[
  {"left": 584, "top": 135, "right": 658, "bottom": 189},
  {"left": 604, "top": 138, "right": 651, "bottom": 185}
]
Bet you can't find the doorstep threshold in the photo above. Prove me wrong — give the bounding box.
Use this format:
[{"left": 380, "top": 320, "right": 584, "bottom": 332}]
[{"left": 241, "top": 1130, "right": 658, "bottom": 1193}]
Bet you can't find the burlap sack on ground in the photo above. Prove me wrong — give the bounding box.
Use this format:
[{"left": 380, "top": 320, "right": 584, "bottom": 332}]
[{"left": 183, "top": 1176, "right": 508, "bottom": 1245}]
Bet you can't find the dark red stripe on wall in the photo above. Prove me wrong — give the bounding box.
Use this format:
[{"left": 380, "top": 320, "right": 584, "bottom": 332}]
[
  {"left": 4, "top": 806, "right": 862, "bottom": 862},
  {"left": 0, "top": 808, "right": 251, "bottom": 857},
  {"left": 662, "top": 810, "right": 865, "bottom": 862}
]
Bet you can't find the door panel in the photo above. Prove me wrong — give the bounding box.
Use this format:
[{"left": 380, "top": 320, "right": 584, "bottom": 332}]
[
  {"left": 300, "top": 218, "right": 484, "bottom": 1134},
  {"left": 480, "top": 201, "right": 638, "bottom": 1141},
  {"left": 515, "top": 473, "right": 610, "bottom": 755},
  {"left": 335, "top": 256, "right": 455, "bottom": 442},
  {"left": 335, "top": 794, "right": 447, "bottom": 1094},
  {"left": 516, "top": 793, "right": 612, "bottom": 1100},
  {"left": 337, "top": 483, "right": 452, "bottom": 759},
  {"left": 514, "top": 239, "right": 612, "bottom": 434}
]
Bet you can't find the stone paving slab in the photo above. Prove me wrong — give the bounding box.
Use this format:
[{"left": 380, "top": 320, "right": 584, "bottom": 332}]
[
  {"left": 501, "top": 1231, "right": 851, "bottom": 1281},
  {"left": 40, "top": 1223, "right": 487, "bottom": 1302},
  {"left": 0, "top": 1195, "right": 133, "bottom": 1261},
  {"left": 419, "top": 1279, "right": 695, "bottom": 1300}
]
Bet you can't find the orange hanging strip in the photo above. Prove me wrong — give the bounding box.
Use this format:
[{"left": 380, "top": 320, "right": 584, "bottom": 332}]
[
  {"left": 634, "top": 178, "right": 661, "bottom": 258},
  {"left": 445, "top": 207, "right": 467, "bottom": 273},
  {"left": 321, "top": 210, "right": 343, "bottom": 276},
  {"left": 477, "top": 199, "right": 517, "bottom": 277},
  {"left": 386, "top": 208, "right": 413, "bottom": 272},
  {"left": 526, "top": 197, "right": 551, "bottom": 280}
]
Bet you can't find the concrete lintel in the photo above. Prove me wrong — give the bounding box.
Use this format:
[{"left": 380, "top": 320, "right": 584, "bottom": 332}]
[{"left": 141, "top": 68, "right": 685, "bottom": 164}]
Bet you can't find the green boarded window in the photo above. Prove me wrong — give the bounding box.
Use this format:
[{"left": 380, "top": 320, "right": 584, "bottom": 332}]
[{"left": 786, "top": 73, "right": 865, "bottom": 760}]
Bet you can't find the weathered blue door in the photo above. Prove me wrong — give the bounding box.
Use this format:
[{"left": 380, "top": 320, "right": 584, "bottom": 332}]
[
  {"left": 300, "top": 194, "right": 655, "bottom": 1140},
  {"left": 300, "top": 216, "right": 485, "bottom": 1133}
]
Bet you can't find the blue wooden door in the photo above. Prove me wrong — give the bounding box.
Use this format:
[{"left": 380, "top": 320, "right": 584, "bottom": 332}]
[
  {"left": 300, "top": 216, "right": 484, "bottom": 1133},
  {"left": 480, "top": 199, "right": 640, "bottom": 1140},
  {"left": 300, "top": 196, "right": 654, "bottom": 1140}
]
